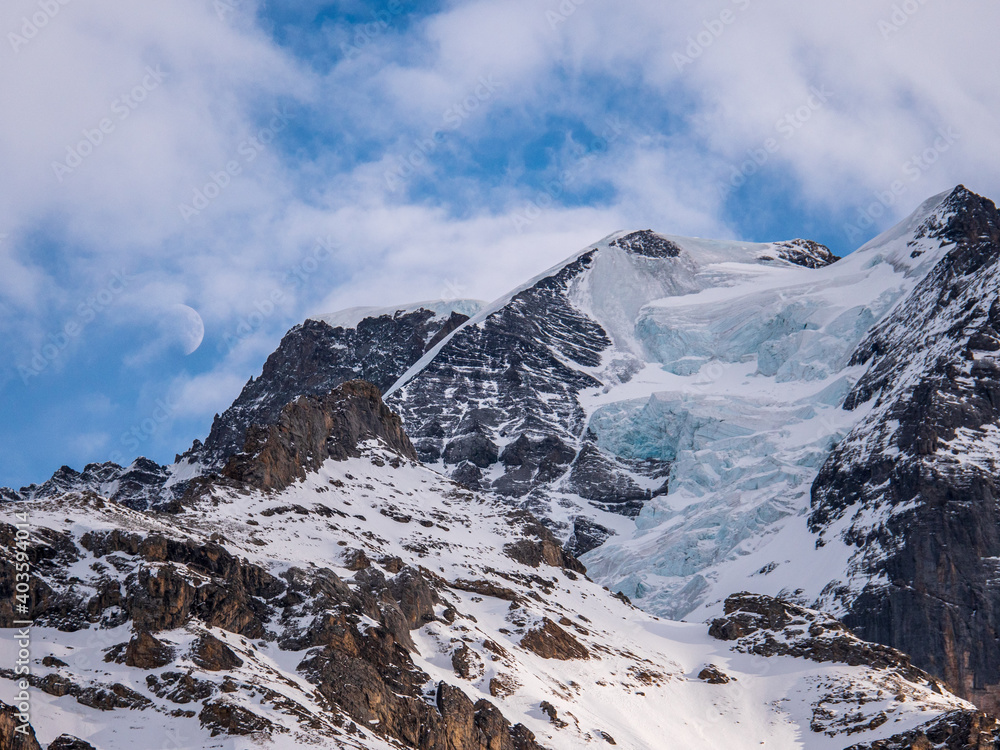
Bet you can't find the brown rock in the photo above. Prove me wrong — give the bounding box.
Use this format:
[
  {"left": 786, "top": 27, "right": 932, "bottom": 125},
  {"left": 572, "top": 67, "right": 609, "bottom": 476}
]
[
  {"left": 74, "top": 683, "right": 151, "bottom": 711},
  {"left": 47, "top": 735, "right": 96, "bottom": 750},
  {"left": 222, "top": 380, "right": 418, "bottom": 492},
  {"left": 697, "top": 665, "right": 732, "bottom": 684},
  {"left": 190, "top": 633, "right": 244, "bottom": 671},
  {"left": 539, "top": 701, "right": 568, "bottom": 728},
  {"left": 386, "top": 566, "right": 440, "bottom": 629},
  {"left": 199, "top": 701, "right": 275, "bottom": 737},
  {"left": 342, "top": 548, "right": 371, "bottom": 571},
  {"left": 452, "top": 645, "right": 484, "bottom": 680},
  {"left": 146, "top": 672, "right": 216, "bottom": 704},
  {"left": 502, "top": 513, "right": 587, "bottom": 574},
  {"left": 521, "top": 618, "right": 589, "bottom": 660},
  {"left": 126, "top": 564, "right": 196, "bottom": 632},
  {"left": 451, "top": 579, "right": 520, "bottom": 602},
  {"left": 0, "top": 701, "right": 41, "bottom": 750},
  {"left": 844, "top": 709, "right": 1000, "bottom": 749},
  {"left": 489, "top": 676, "right": 517, "bottom": 699},
  {"left": 380, "top": 556, "right": 404, "bottom": 573},
  {"left": 124, "top": 631, "right": 174, "bottom": 669},
  {"left": 36, "top": 674, "right": 72, "bottom": 698}
]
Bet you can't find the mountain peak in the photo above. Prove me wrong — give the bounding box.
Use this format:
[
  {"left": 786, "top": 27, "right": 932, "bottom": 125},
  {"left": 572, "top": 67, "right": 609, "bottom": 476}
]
[{"left": 923, "top": 183, "right": 1000, "bottom": 248}]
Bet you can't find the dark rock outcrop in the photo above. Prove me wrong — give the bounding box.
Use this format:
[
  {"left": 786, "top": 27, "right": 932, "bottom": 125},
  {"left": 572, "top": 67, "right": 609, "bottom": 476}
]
[
  {"left": 521, "top": 618, "right": 589, "bottom": 660},
  {"left": 46, "top": 736, "right": 96, "bottom": 750},
  {"left": 388, "top": 250, "right": 615, "bottom": 517},
  {"left": 199, "top": 701, "right": 277, "bottom": 737},
  {"left": 845, "top": 710, "right": 1000, "bottom": 750},
  {"left": 13, "top": 459, "right": 170, "bottom": 512},
  {"left": 0, "top": 702, "right": 41, "bottom": 750},
  {"left": 697, "top": 665, "right": 732, "bottom": 684},
  {"left": 565, "top": 517, "right": 614, "bottom": 558},
  {"left": 452, "top": 644, "right": 485, "bottom": 680},
  {"left": 564, "top": 444, "right": 663, "bottom": 517},
  {"left": 77, "top": 531, "right": 285, "bottom": 637},
  {"left": 195, "top": 308, "right": 473, "bottom": 468},
  {"left": 709, "top": 593, "right": 926, "bottom": 680},
  {"left": 768, "top": 238, "right": 840, "bottom": 269},
  {"left": 191, "top": 633, "right": 243, "bottom": 671},
  {"left": 146, "top": 671, "right": 216, "bottom": 704},
  {"left": 809, "top": 186, "right": 1000, "bottom": 711},
  {"left": 610, "top": 230, "right": 682, "bottom": 258},
  {"left": 123, "top": 630, "right": 174, "bottom": 669},
  {"left": 222, "top": 380, "right": 417, "bottom": 492},
  {"left": 502, "top": 513, "right": 586, "bottom": 574}
]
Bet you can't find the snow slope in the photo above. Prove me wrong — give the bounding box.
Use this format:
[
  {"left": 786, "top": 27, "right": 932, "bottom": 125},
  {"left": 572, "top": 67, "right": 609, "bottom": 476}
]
[{"left": 5, "top": 439, "right": 977, "bottom": 750}]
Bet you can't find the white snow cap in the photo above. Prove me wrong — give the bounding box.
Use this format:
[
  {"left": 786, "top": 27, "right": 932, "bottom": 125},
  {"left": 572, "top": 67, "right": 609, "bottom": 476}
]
[{"left": 310, "top": 299, "right": 485, "bottom": 330}]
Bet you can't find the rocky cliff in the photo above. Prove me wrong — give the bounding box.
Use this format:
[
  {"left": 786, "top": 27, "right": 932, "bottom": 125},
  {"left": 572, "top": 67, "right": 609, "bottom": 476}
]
[
  {"left": 810, "top": 186, "right": 1000, "bottom": 712},
  {"left": 194, "top": 304, "right": 477, "bottom": 469}
]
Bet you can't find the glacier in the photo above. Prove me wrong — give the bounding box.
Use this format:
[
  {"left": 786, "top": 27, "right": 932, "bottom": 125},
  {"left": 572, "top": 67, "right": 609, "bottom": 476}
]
[{"left": 574, "top": 190, "right": 966, "bottom": 620}]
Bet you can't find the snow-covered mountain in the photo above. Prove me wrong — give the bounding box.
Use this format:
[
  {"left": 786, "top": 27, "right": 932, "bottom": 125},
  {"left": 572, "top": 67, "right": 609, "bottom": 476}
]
[
  {"left": 3, "top": 382, "right": 995, "bottom": 750},
  {"left": 374, "top": 186, "right": 1000, "bottom": 711},
  {"left": 7, "top": 185, "right": 1000, "bottom": 736}
]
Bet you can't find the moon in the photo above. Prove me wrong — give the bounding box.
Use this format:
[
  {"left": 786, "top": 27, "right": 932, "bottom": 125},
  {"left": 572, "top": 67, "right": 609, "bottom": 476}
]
[{"left": 170, "top": 304, "right": 205, "bottom": 355}]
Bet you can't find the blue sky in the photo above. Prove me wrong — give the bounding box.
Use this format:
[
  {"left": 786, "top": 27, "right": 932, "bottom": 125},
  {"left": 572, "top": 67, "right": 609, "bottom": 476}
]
[{"left": 1, "top": 0, "right": 998, "bottom": 489}]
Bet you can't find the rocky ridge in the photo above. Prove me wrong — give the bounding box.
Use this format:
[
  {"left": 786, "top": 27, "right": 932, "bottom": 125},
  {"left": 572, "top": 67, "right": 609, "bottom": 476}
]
[{"left": 809, "top": 186, "right": 1000, "bottom": 712}]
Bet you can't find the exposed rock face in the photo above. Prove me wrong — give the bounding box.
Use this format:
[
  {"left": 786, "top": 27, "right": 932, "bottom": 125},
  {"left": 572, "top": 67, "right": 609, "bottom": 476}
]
[
  {"left": 564, "top": 443, "right": 666, "bottom": 517},
  {"left": 709, "top": 593, "right": 927, "bottom": 680},
  {"left": 191, "top": 633, "right": 243, "bottom": 671},
  {"left": 195, "top": 308, "right": 473, "bottom": 468},
  {"left": 146, "top": 671, "right": 216, "bottom": 704},
  {"left": 767, "top": 238, "right": 841, "bottom": 268},
  {"left": 709, "top": 593, "right": 1000, "bottom": 745},
  {"left": 387, "top": 249, "right": 665, "bottom": 522},
  {"left": 222, "top": 380, "right": 418, "bottom": 492},
  {"left": 609, "top": 230, "right": 682, "bottom": 258},
  {"left": 389, "top": 251, "right": 609, "bottom": 516},
  {"left": 452, "top": 644, "right": 485, "bottom": 680},
  {"left": 72, "top": 530, "right": 284, "bottom": 637},
  {"left": 845, "top": 711, "right": 1000, "bottom": 750},
  {"left": 0, "top": 702, "right": 41, "bottom": 750},
  {"left": 520, "top": 618, "right": 589, "bottom": 660},
  {"left": 697, "top": 665, "right": 732, "bottom": 684},
  {"left": 199, "top": 700, "right": 278, "bottom": 737},
  {"left": 47, "top": 736, "right": 97, "bottom": 750},
  {"left": 809, "top": 186, "right": 1000, "bottom": 711},
  {"left": 12, "top": 458, "right": 171, "bottom": 512},
  {"left": 123, "top": 630, "right": 174, "bottom": 669},
  {"left": 565, "top": 517, "right": 614, "bottom": 558},
  {"left": 502, "top": 513, "right": 586, "bottom": 574}
]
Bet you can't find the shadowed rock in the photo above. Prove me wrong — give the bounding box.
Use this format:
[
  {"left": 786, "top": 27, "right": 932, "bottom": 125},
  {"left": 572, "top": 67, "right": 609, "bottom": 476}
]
[
  {"left": 0, "top": 702, "right": 41, "bottom": 750},
  {"left": 191, "top": 633, "right": 243, "bottom": 671},
  {"left": 521, "top": 618, "right": 589, "bottom": 660},
  {"left": 124, "top": 630, "right": 174, "bottom": 669},
  {"left": 222, "top": 380, "right": 417, "bottom": 492}
]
